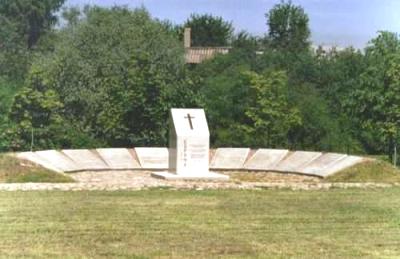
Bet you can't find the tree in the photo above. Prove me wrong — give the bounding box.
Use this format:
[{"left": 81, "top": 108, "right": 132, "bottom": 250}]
[
  {"left": 0, "top": 0, "right": 65, "bottom": 49},
  {"left": 231, "top": 31, "right": 262, "bottom": 57},
  {"left": 288, "top": 83, "right": 362, "bottom": 153},
  {"left": 192, "top": 47, "right": 260, "bottom": 146},
  {"left": 266, "top": 1, "right": 310, "bottom": 52},
  {"left": 9, "top": 6, "right": 199, "bottom": 149},
  {"left": 347, "top": 31, "right": 400, "bottom": 159},
  {"left": 193, "top": 44, "right": 302, "bottom": 148},
  {"left": 241, "top": 70, "right": 301, "bottom": 147},
  {"left": 8, "top": 75, "right": 66, "bottom": 150},
  {"left": 183, "top": 14, "right": 233, "bottom": 47},
  {"left": 0, "top": 77, "right": 19, "bottom": 151},
  {"left": 61, "top": 6, "right": 81, "bottom": 27},
  {"left": 0, "top": 16, "right": 30, "bottom": 79},
  {"left": 0, "top": 0, "right": 65, "bottom": 79}
]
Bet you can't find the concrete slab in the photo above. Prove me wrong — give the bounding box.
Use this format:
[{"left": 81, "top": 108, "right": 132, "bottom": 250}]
[
  {"left": 17, "top": 152, "right": 63, "bottom": 173},
  {"left": 96, "top": 148, "right": 141, "bottom": 170},
  {"left": 16, "top": 148, "right": 365, "bottom": 178},
  {"left": 274, "top": 151, "right": 322, "bottom": 173},
  {"left": 151, "top": 171, "right": 229, "bottom": 181},
  {"left": 135, "top": 147, "right": 168, "bottom": 169},
  {"left": 210, "top": 148, "right": 250, "bottom": 170},
  {"left": 317, "top": 156, "right": 365, "bottom": 177},
  {"left": 62, "top": 149, "right": 109, "bottom": 171},
  {"left": 244, "top": 149, "right": 289, "bottom": 171},
  {"left": 301, "top": 153, "right": 347, "bottom": 175},
  {"left": 35, "top": 150, "right": 80, "bottom": 172}
]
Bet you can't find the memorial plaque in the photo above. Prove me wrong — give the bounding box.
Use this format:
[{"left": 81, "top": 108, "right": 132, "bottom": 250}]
[
  {"left": 96, "top": 148, "right": 141, "bottom": 170},
  {"left": 152, "top": 108, "right": 229, "bottom": 180},
  {"left": 169, "top": 109, "right": 210, "bottom": 175},
  {"left": 301, "top": 153, "right": 347, "bottom": 175},
  {"left": 135, "top": 147, "right": 168, "bottom": 169},
  {"left": 62, "top": 149, "right": 109, "bottom": 171},
  {"left": 244, "top": 149, "right": 289, "bottom": 171},
  {"left": 35, "top": 150, "right": 80, "bottom": 172},
  {"left": 210, "top": 148, "right": 250, "bottom": 170},
  {"left": 319, "top": 155, "right": 364, "bottom": 177},
  {"left": 17, "top": 152, "right": 64, "bottom": 173},
  {"left": 274, "top": 151, "right": 322, "bottom": 173}
]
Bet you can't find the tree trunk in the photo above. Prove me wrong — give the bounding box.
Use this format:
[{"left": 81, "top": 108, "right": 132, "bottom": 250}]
[{"left": 388, "top": 136, "right": 395, "bottom": 164}]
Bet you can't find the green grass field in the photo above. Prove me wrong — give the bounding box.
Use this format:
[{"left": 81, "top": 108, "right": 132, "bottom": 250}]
[
  {"left": 1, "top": 189, "right": 400, "bottom": 258},
  {"left": 326, "top": 159, "right": 400, "bottom": 183},
  {"left": 0, "top": 154, "right": 74, "bottom": 183}
]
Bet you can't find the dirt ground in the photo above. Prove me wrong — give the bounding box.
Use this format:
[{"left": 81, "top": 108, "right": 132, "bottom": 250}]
[{"left": 0, "top": 170, "right": 397, "bottom": 191}]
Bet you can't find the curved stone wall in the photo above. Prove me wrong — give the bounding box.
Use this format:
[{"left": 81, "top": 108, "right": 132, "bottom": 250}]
[{"left": 16, "top": 148, "right": 365, "bottom": 178}]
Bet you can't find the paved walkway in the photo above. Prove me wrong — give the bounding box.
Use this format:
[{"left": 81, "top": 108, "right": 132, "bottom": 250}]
[{"left": 0, "top": 171, "right": 397, "bottom": 191}]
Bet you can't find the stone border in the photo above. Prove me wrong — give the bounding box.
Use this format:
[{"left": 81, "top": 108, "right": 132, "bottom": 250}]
[{"left": 0, "top": 182, "right": 396, "bottom": 192}]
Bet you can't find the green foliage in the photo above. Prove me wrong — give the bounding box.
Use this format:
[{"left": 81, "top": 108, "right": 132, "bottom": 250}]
[
  {"left": 240, "top": 70, "right": 301, "bottom": 148},
  {"left": 253, "top": 45, "right": 365, "bottom": 153},
  {"left": 266, "top": 0, "right": 310, "bottom": 52},
  {"left": 191, "top": 41, "right": 365, "bottom": 152},
  {"left": 232, "top": 31, "right": 260, "bottom": 51},
  {"left": 0, "top": 78, "right": 19, "bottom": 151},
  {"left": 314, "top": 47, "right": 365, "bottom": 108},
  {"left": 326, "top": 160, "right": 400, "bottom": 183},
  {"left": 9, "top": 6, "right": 199, "bottom": 149},
  {"left": 194, "top": 49, "right": 302, "bottom": 148},
  {"left": 194, "top": 51, "right": 253, "bottom": 146},
  {"left": 158, "top": 19, "right": 183, "bottom": 40},
  {"left": 1, "top": 2, "right": 399, "bottom": 156},
  {"left": 231, "top": 31, "right": 262, "bottom": 61},
  {"left": 0, "top": 78, "right": 17, "bottom": 120},
  {"left": 347, "top": 32, "right": 400, "bottom": 156},
  {"left": 289, "top": 83, "right": 363, "bottom": 153},
  {"left": 0, "top": 0, "right": 65, "bottom": 79},
  {"left": 0, "top": 154, "right": 74, "bottom": 183},
  {"left": 184, "top": 13, "right": 233, "bottom": 47},
  {"left": 61, "top": 6, "right": 81, "bottom": 27},
  {"left": 0, "top": 0, "right": 65, "bottom": 48},
  {"left": 0, "top": 20, "right": 30, "bottom": 79},
  {"left": 8, "top": 70, "right": 67, "bottom": 150}
]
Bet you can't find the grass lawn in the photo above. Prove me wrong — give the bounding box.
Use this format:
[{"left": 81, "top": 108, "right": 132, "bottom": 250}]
[
  {"left": 230, "top": 159, "right": 400, "bottom": 184},
  {"left": 0, "top": 154, "right": 74, "bottom": 183},
  {"left": 1, "top": 189, "right": 400, "bottom": 258},
  {"left": 326, "top": 159, "right": 400, "bottom": 183}
]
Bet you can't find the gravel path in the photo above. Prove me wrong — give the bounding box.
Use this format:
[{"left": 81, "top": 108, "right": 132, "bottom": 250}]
[{"left": 0, "top": 171, "right": 398, "bottom": 191}]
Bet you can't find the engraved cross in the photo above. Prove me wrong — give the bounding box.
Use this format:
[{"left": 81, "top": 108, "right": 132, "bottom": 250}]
[{"left": 184, "top": 113, "right": 195, "bottom": 130}]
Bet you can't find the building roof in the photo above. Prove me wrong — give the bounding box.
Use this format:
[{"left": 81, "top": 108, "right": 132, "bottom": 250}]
[{"left": 185, "top": 47, "right": 231, "bottom": 64}]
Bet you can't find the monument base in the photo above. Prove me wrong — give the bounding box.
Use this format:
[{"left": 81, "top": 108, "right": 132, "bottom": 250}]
[{"left": 151, "top": 171, "right": 230, "bottom": 181}]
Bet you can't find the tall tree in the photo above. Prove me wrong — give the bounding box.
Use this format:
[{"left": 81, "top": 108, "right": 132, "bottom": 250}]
[
  {"left": 347, "top": 31, "right": 400, "bottom": 158},
  {"left": 0, "top": 17, "right": 28, "bottom": 79},
  {"left": 183, "top": 13, "right": 233, "bottom": 47},
  {"left": 9, "top": 6, "right": 199, "bottom": 150},
  {"left": 266, "top": 0, "right": 310, "bottom": 52},
  {"left": 0, "top": 0, "right": 65, "bottom": 49},
  {"left": 232, "top": 31, "right": 261, "bottom": 54},
  {"left": 0, "top": 0, "right": 65, "bottom": 79},
  {"left": 241, "top": 70, "right": 301, "bottom": 148}
]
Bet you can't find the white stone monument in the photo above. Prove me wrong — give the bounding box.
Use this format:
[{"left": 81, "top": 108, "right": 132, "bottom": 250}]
[{"left": 152, "top": 108, "right": 229, "bottom": 180}]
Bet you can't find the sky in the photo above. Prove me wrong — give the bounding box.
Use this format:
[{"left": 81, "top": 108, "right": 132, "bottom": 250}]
[{"left": 65, "top": 0, "right": 400, "bottom": 49}]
